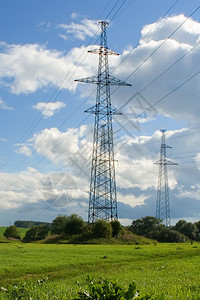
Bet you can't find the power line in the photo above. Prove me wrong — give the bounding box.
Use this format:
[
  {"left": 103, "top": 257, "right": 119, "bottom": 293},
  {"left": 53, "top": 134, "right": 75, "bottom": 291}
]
[
  {"left": 0, "top": 0, "right": 129, "bottom": 172},
  {"left": 4, "top": 3, "right": 200, "bottom": 175},
  {"left": 115, "top": 70, "right": 200, "bottom": 135}
]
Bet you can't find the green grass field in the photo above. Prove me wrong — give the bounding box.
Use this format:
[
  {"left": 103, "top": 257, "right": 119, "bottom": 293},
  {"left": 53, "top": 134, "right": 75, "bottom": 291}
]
[{"left": 0, "top": 242, "right": 200, "bottom": 299}]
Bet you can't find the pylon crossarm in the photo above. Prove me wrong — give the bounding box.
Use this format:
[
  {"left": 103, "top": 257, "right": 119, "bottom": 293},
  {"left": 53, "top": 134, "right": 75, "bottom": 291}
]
[
  {"left": 88, "top": 48, "right": 119, "bottom": 56},
  {"left": 75, "top": 74, "right": 131, "bottom": 86},
  {"left": 108, "top": 75, "right": 132, "bottom": 86},
  {"left": 84, "top": 104, "right": 122, "bottom": 115}
]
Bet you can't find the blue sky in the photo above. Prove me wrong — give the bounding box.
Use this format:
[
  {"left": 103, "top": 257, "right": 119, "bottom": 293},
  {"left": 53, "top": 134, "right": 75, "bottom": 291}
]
[{"left": 1, "top": 0, "right": 200, "bottom": 226}]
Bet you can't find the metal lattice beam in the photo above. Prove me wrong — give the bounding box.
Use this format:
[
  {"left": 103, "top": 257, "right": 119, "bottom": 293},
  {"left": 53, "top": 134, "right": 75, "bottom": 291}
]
[
  {"left": 75, "top": 21, "right": 131, "bottom": 223},
  {"left": 154, "top": 129, "right": 177, "bottom": 226}
]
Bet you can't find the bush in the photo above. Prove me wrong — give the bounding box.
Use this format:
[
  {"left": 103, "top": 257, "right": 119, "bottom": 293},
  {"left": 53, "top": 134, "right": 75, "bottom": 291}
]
[
  {"left": 23, "top": 225, "right": 49, "bottom": 242},
  {"left": 51, "top": 215, "right": 68, "bottom": 235},
  {"left": 92, "top": 220, "right": 112, "bottom": 239},
  {"left": 3, "top": 225, "right": 20, "bottom": 239},
  {"left": 129, "top": 216, "right": 163, "bottom": 237},
  {"left": 156, "top": 228, "right": 188, "bottom": 243},
  {"left": 110, "top": 220, "right": 122, "bottom": 237},
  {"left": 65, "top": 214, "right": 85, "bottom": 235},
  {"left": 51, "top": 214, "right": 85, "bottom": 236},
  {"left": 173, "top": 220, "right": 198, "bottom": 240}
]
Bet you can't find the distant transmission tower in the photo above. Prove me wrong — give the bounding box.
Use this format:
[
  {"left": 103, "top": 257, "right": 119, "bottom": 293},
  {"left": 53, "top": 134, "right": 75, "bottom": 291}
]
[
  {"left": 154, "top": 129, "right": 177, "bottom": 226},
  {"left": 75, "top": 21, "right": 131, "bottom": 223}
]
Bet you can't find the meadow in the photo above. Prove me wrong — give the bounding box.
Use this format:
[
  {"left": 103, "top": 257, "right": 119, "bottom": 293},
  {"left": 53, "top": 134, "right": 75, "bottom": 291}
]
[{"left": 0, "top": 242, "right": 200, "bottom": 299}]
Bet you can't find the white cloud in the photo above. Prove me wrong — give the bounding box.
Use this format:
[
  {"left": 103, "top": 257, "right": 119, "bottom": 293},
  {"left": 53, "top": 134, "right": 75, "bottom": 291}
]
[
  {"left": 0, "top": 168, "right": 88, "bottom": 225},
  {"left": 3, "top": 126, "right": 200, "bottom": 223},
  {"left": 70, "top": 12, "right": 79, "bottom": 20},
  {"left": 2, "top": 15, "right": 200, "bottom": 223},
  {"left": 117, "top": 193, "right": 148, "bottom": 207},
  {"left": 32, "top": 127, "right": 80, "bottom": 164},
  {"left": 1, "top": 13, "right": 200, "bottom": 124},
  {"left": 0, "top": 137, "right": 7, "bottom": 142},
  {"left": 15, "top": 145, "right": 32, "bottom": 157},
  {"left": 141, "top": 14, "right": 200, "bottom": 46},
  {"left": 37, "top": 21, "right": 51, "bottom": 32},
  {"left": 58, "top": 18, "right": 99, "bottom": 41},
  {"left": 0, "top": 43, "right": 96, "bottom": 94},
  {"left": 0, "top": 168, "right": 43, "bottom": 210},
  {"left": 111, "top": 14, "right": 200, "bottom": 125},
  {"left": 0, "top": 97, "right": 13, "bottom": 110},
  {"left": 33, "top": 101, "right": 66, "bottom": 118}
]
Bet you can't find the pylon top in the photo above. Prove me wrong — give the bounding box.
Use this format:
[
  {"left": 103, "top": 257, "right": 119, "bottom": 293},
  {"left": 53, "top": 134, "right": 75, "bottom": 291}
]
[{"left": 99, "top": 20, "right": 109, "bottom": 27}]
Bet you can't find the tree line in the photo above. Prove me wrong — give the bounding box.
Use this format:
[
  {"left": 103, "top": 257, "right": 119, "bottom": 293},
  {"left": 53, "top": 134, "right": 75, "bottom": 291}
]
[
  {"left": 129, "top": 216, "right": 200, "bottom": 242},
  {"left": 14, "top": 220, "right": 51, "bottom": 228},
  {"left": 3, "top": 215, "right": 200, "bottom": 243},
  {"left": 4, "top": 214, "right": 122, "bottom": 242}
]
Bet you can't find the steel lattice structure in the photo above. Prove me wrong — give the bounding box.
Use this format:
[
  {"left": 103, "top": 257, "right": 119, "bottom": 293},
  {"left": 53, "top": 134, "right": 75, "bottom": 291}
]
[
  {"left": 75, "top": 21, "right": 131, "bottom": 223},
  {"left": 154, "top": 129, "right": 177, "bottom": 226}
]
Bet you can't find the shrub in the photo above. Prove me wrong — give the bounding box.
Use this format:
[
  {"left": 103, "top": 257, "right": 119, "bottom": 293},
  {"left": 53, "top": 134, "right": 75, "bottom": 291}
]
[
  {"left": 3, "top": 225, "right": 20, "bottom": 239},
  {"left": 92, "top": 220, "right": 112, "bottom": 239},
  {"left": 110, "top": 220, "right": 122, "bottom": 237},
  {"left": 129, "top": 216, "right": 163, "bottom": 237},
  {"left": 51, "top": 215, "right": 68, "bottom": 235},
  {"left": 65, "top": 214, "right": 85, "bottom": 235},
  {"left": 23, "top": 225, "right": 49, "bottom": 242},
  {"left": 156, "top": 228, "right": 188, "bottom": 243},
  {"left": 173, "top": 220, "right": 198, "bottom": 240}
]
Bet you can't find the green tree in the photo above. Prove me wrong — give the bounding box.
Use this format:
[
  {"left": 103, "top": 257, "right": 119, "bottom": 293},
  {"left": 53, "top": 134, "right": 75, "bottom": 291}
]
[
  {"left": 36, "top": 225, "right": 49, "bottom": 240},
  {"left": 3, "top": 225, "right": 20, "bottom": 239},
  {"left": 23, "top": 225, "right": 49, "bottom": 242},
  {"left": 65, "top": 214, "right": 85, "bottom": 235},
  {"left": 173, "top": 220, "right": 187, "bottom": 232},
  {"left": 195, "top": 220, "right": 200, "bottom": 233},
  {"left": 110, "top": 220, "right": 122, "bottom": 237},
  {"left": 51, "top": 215, "right": 68, "bottom": 234},
  {"left": 194, "top": 220, "right": 200, "bottom": 241},
  {"left": 156, "top": 227, "right": 188, "bottom": 243},
  {"left": 93, "top": 220, "right": 112, "bottom": 239},
  {"left": 174, "top": 220, "right": 198, "bottom": 240},
  {"left": 129, "top": 216, "right": 163, "bottom": 237}
]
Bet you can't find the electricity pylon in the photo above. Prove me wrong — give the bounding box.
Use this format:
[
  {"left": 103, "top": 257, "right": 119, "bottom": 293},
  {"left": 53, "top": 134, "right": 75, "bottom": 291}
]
[
  {"left": 75, "top": 21, "right": 131, "bottom": 223},
  {"left": 154, "top": 129, "right": 177, "bottom": 226}
]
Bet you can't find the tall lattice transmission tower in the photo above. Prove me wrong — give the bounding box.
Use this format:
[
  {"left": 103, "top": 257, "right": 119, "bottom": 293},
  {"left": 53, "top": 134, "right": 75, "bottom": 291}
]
[
  {"left": 154, "top": 129, "right": 177, "bottom": 226},
  {"left": 75, "top": 21, "right": 131, "bottom": 223}
]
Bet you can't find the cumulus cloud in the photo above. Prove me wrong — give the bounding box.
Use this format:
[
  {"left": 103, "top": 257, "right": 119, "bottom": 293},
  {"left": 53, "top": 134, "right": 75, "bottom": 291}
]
[
  {"left": 2, "top": 14, "right": 200, "bottom": 223},
  {"left": 0, "top": 167, "right": 89, "bottom": 224},
  {"left": 0, "top": 43, "right": 97, "bottom": 94},
  {"left": 3, "top": 126, "right": 200, "bottom": 224},
  {"left": 58, "top": 18, "right": 99, "bottom": 41},
  {"left": 141, "top": 14, "right": 200, "bottom": 45},
  {"left": 0, "top": 97, "right": 13, "bottom": 110},
  {"left": 1, "top": 13, "right": 200, "bottom": 121},
  {"left": 15, "top": 145, "right": 32, "bottom": 157},
  {"left": 111, "top": 14, "right": 200, "bottom": 125},
  {"left": 0, "top": 168, "right": 43, "bottom": 210},
  {"left": 33, "top": 101, "right": 66, "bottom": 118}
]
